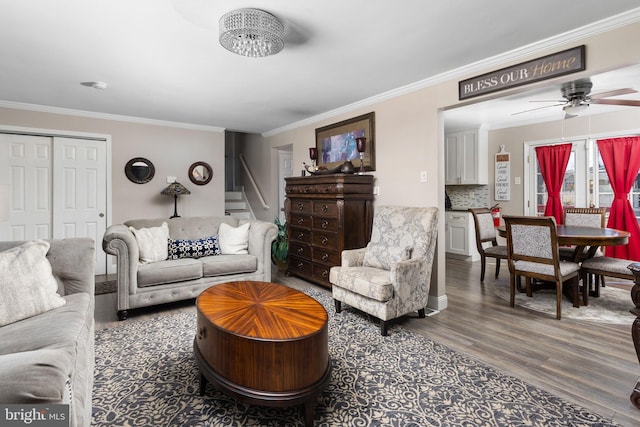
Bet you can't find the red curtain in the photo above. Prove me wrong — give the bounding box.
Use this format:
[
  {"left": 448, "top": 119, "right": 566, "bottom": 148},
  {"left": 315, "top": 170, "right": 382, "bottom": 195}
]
[
  {"left": 597, "top": 136, "right": 640, "bottom": 260},
  {"left": 535, "top": 143, "right": 572, "bottom": 224}
]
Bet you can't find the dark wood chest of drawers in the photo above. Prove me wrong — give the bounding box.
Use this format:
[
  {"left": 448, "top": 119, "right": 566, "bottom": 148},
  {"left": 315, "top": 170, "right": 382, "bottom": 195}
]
[{"left": 285, "top": 174, "right": 374, "bottom": 288}]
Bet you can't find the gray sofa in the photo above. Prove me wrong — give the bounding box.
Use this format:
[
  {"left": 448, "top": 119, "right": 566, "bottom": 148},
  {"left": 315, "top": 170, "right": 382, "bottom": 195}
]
[
  {"left": 102, "top": 216, "right": 277, "bottom": 320},
  {"left": 0, "top": 238, "right": 95, "bottom": 427}
]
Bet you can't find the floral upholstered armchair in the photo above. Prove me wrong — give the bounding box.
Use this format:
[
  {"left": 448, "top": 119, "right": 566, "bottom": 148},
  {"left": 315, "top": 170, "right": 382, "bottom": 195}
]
[{"left": 329, "top": 206, "right": 438, "bottom": 335}]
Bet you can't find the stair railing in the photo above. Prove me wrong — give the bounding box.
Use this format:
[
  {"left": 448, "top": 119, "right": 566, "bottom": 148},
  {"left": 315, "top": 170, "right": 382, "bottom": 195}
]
[{"left": 239, "top": 153, "right": 269, "bottom": 210}]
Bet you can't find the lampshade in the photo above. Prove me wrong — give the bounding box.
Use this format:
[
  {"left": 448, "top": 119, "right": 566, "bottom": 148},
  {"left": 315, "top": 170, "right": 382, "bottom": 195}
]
[
  {"left": 219, "top": 8, "right": 284, "bottom": 58},
  {"left": 161, "top": 182, "right": 191, "bottom": 196}
]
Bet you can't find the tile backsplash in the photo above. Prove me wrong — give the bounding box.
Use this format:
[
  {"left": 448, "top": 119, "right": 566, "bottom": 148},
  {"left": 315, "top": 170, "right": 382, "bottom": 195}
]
[{"left": 446, "top": 185, "right": 489, "bottom": 209}]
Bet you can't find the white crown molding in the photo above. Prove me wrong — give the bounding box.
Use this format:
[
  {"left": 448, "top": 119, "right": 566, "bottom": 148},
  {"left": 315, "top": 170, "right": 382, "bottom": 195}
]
[
  {"left": 0, "top": 100, "right": 225, "bottom": 133},
  {"left": 263, "top": 7, "right": 640, "bottom": 138}
]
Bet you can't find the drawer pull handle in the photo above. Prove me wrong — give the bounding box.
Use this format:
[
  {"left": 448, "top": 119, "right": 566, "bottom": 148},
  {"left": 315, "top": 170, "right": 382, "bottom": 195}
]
[
  {"left": 321, "top": 236, "right": 328, "bottom": 245},
  {"left": 197, "top": 327, "right": 206, "bottom": 340},
  {"left": 298, "top": 232, "right": 305, "bottom": 240},
  {"left": 321, "top": 253, "right": 329, "bottom": 261},
  {"left": 297, "top": 262, "right": 304, "bottom": 269},
  {"left": 297, "top": 202, "right": 304, "bottom": 211},
  {"left": 297, "top": 247, "right": 303, "bottom": 254},
  {"left": 321, "top": 204, "right": 328, "bottom": 212},
  {"left": 321, "top": 220, "right": 329, "bottom": 228},
  {"left": 304, "top": 186, "right": 310, "bottom": 193},
  {"left": 321, "top": 270, "right": 328, "bottom": 278},
  {"left": 297, "top": 217, "right": 304, "bottom": 225}
]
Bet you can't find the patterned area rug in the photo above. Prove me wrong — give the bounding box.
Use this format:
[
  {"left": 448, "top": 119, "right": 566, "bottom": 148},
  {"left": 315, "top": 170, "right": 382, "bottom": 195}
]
[
  {"left": 489, "top": 280, "right": 635, "bottom": 324},
  {"left": 92, "top": 288, "right": 621, "bottom": 426}
]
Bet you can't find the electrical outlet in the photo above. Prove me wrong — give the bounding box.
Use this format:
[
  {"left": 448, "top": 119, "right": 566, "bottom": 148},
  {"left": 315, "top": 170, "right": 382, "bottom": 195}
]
[
  {"left": 469, "top": 191, "right": 475, "bottom": 199},
  {"left": 167, "top": 176, "right": 176, "bottom": 183},
  {"left": 420, "top": 171, "right": 427, "bottom": 182},
  {"left": 515, "top": 176, "right": 521, "bottom": 185},
  {"left": 373, "top": 186, "right": 380, "bottom": 195}
]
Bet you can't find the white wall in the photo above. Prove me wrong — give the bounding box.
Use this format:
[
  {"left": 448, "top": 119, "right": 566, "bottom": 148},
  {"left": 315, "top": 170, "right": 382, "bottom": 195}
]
[
  {"left": 0, "top": 108, "right": 225, "bottom": 224},
  {"left": 260, "top": 21, "right": 640, "bottom": 311}
]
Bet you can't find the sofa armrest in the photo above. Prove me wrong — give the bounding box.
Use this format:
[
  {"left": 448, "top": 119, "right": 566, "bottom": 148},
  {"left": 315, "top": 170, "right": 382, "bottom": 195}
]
[
  {"left": 341, "top": 248, "right": 366, "bottom": 267},
  {"left": 240, "top": 219, "right": 277, "bottom": 279},
  {"left": 102, "top": 224, "right": 140, "bottom": 302},
  {"left": 47, "top": 238, "right": 96, "bottom": 296}
]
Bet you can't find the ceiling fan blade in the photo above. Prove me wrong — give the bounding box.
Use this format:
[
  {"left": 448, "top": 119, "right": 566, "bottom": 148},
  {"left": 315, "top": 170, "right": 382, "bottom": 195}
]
[
  {"left": 512, "top": 103, "right": 565, "bottom": 116},
  {"left": 590, "top": 88, "right": 637, "bottom": 100},
  {"left": 528, "top": 99, "right": 565, "bottom": 103},
  {"left": 592, "top": 99, "right": 640, "bottom": 107}
]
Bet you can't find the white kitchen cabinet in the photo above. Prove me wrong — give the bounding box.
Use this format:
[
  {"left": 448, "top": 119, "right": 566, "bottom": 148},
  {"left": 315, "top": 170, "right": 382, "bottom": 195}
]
[
  {"left": 445, "top": 211, "right": 480, "bottom": 261},
  {"left": 445, "top": 128, "right": 488, "bottom": 185}
]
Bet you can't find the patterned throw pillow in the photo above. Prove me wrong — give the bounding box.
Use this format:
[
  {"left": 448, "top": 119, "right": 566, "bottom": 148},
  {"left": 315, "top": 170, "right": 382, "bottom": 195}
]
[
  {"left": 167, "top": 236, "right": 221, "bottom": 260},
  {"left": 363, "top": 243, "right": 412, "bottom": 270}
]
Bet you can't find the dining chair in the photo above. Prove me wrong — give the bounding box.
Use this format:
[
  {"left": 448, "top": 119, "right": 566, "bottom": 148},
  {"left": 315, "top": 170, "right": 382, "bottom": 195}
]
[
  {"left": 559, "top": 207, "right": 606, "bottom": 261},
  {"left": 560, "top": 207, "right": 612, "bottom": 300},
  {"left": 580, "top": 256, "right": 634, "bottom": 302},
  {"left": 503, "top": 215, "right": 582, "bottom": 320},
  {"left": 469, "top": 208, "right": 508, "bottom": 282}
]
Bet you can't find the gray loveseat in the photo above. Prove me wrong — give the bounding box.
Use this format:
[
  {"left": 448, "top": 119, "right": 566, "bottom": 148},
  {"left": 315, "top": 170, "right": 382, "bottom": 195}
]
[
  {"left": 0, "top": 238, "right": 95, "bottom": 427},
  {"left": 102, "top": 216, "right": 277, "bottom": 320}
]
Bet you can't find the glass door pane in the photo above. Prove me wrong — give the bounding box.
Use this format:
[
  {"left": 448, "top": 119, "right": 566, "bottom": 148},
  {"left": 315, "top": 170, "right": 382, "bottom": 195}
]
[{"left": 534, "top": 150, "right": 576, "bottom": 215}]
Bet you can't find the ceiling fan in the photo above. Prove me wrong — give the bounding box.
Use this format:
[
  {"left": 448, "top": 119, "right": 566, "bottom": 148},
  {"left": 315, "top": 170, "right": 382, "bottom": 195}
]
[{"left": 513, "top": 78, "right": 640, "bottom": 118}]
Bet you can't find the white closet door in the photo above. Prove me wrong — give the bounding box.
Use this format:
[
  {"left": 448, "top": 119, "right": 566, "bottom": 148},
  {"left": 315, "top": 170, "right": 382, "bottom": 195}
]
[
  {"left": 0, "top": 134, "right": 53, "bottom": 240},
  {"left": 53, "top": 137, "right": 108, "bottom": 274}
]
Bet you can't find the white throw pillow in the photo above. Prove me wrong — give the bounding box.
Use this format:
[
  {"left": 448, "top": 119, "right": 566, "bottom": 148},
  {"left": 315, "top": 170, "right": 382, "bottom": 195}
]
[
  {"left": 219, "top": 222, "right": 250, "bottom": 255},
  {"left": 129, "top": 222, "right": 169, "bottom": 263},
  {"left": 0, "top": 240, "right": 66, "bottom": 327}
]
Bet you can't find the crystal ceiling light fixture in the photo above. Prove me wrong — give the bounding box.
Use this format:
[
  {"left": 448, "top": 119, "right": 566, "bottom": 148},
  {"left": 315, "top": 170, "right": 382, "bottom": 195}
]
[{"left": 219, "top": 8, "right": 284, "bottom": 58}]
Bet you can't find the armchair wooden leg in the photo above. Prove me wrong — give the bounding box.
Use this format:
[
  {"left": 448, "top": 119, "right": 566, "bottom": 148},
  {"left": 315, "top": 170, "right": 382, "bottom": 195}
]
[
  {"left": 381, "top": 320, "right": 389, "bottom": 336},
  {"left": 334, "top": 299, "right": 342, "bottom": 313},
  {"left": 118, "top": 310, "right": 128, "bottom": 321},
  {"left": 495, "top": 259, "right": 501, "bottom": 279},
  {"left": 418, "top": 308, "right": 425, "bottom": 318}
]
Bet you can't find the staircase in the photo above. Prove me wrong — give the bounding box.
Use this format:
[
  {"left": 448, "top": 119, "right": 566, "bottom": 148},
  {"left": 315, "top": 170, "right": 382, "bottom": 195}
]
[{"left": 225, "top": 190, "right": 253, "bottom": 219}]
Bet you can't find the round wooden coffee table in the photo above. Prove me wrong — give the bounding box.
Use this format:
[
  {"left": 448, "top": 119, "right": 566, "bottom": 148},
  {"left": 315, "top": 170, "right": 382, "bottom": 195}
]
[{"left": 194, "top": 281, "right": 330, "bottom": 427}]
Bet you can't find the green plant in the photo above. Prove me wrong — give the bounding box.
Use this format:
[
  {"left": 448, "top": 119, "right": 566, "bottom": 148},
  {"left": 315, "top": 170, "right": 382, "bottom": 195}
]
[{"left": 271, "top": 217, "right": 288, "bottom": 265}]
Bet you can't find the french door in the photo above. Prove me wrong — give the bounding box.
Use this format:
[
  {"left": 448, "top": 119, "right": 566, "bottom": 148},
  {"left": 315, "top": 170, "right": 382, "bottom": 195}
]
[
  {"left": 0, "top": 133, "right": 109, "bottom": 274},
  {"left": 526, "top": 139, "right": 591, "bottom": 216},
  {"left": 526, "top": 133, "right": 640, "bottom": 224}
]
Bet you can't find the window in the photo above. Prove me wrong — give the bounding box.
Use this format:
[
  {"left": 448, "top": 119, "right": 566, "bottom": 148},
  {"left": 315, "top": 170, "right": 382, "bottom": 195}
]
[
  {"left": 527, "top": 136, "right": 640, "bottom": 222},
  {"left": 528, "top": 140, "right": 587, "bottom": 215}
]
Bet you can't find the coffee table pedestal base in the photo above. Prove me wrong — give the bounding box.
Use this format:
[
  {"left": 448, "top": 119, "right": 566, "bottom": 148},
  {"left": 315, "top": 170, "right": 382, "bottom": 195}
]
[{"left": 194, "top": 341, "right": 331, "bottom": 427}]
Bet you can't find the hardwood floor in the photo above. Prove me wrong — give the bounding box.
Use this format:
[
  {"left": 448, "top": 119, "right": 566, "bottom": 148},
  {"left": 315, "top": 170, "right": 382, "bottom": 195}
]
[{"left": 95, "top": 258, "right": 640, "bottom": 426}]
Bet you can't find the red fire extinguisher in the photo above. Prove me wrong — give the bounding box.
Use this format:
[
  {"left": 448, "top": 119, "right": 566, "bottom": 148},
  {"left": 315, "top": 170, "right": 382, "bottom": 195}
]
[{"left": 491, "top": 204, "right": 501, "bottom": 227}]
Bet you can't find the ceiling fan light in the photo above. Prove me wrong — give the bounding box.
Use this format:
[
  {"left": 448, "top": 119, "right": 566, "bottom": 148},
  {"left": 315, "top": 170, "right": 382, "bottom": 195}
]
[{"left": 563, "top": 103, "right": 589, "bottom": 115}]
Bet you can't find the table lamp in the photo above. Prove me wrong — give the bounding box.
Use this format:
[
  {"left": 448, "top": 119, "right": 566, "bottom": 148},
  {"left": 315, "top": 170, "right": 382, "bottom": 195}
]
[{"left": 161, "top": 182, "right": 191, "bottom": 218}]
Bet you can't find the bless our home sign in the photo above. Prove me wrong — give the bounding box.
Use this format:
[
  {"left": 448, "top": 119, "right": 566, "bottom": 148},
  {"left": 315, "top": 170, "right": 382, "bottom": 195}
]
[{"left": 459, "top": 45, "right": 586, "bottom": 100}]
